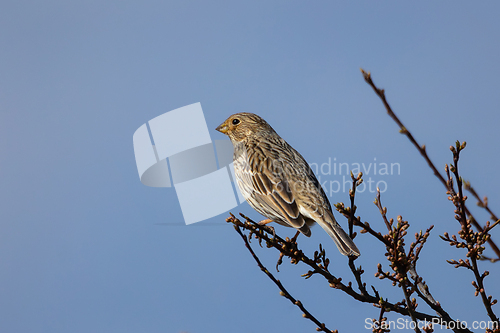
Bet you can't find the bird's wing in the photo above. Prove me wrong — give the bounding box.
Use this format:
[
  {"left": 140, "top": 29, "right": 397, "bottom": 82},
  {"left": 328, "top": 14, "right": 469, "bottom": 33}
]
[
  {"left": 291, "top": 165, "right": 360, "bottom": 256},
  {"left": 242, "top": 150, "right": 308, "bottom": 231},
  {"left": 283, "top": 143, "right": 359, "bottom": 255}
]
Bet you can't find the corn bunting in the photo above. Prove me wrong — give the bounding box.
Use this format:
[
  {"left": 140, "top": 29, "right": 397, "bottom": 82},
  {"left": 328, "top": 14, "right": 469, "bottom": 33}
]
[{"left": 216, "top": 113, "right": 359, "bottom": 256}]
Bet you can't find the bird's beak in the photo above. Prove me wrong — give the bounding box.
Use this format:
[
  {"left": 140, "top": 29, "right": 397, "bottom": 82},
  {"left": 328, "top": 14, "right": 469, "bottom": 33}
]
[{"left": 216, "top": 122, "right": 229, "bottom": 134}]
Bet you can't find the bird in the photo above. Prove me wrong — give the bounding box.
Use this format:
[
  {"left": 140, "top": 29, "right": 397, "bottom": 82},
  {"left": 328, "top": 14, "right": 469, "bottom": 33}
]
[{"left": 216, "top": 113, "right": 360, "bottom": 257}]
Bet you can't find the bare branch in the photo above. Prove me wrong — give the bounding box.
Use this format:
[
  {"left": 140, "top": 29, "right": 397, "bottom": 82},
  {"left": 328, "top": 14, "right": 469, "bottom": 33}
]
[
  {"left": 360, "top": 68, "right": 500, "bottom": 261},
  {"left": 227, "top": 214, "right": 472, "bottom": 333}
]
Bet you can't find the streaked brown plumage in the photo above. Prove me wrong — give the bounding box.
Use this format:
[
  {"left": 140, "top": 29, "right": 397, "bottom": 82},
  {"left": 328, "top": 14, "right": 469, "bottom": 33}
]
[{"left": 216, "top": 113, "right": 360, "bottom": 257}]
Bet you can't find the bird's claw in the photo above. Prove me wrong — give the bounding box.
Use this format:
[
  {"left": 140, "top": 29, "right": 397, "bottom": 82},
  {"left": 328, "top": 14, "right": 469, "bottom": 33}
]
[{"left": 257, "top": 219, "right": 275, "bottom": 238}]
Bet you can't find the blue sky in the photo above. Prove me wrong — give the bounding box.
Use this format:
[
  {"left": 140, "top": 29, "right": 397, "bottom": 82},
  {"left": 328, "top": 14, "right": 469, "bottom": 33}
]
[{"left": 1, "top": 1, "right": 499, "bottom": 332}]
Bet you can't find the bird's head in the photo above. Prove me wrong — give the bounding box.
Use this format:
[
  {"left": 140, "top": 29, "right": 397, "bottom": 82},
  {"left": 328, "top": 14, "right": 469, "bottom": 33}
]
[{"left": 216, "top": 112, "right": 275, "bottom": 142}]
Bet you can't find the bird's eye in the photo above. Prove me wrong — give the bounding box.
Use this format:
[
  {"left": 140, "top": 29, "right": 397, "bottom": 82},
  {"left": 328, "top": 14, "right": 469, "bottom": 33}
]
[{"left": 232, "top": 118, "right": 240, "bottom": 125}]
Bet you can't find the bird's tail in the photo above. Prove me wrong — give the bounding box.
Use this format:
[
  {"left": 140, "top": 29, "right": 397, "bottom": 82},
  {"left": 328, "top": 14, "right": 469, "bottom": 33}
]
[{"left": 318, "top": 212, "right": 360, "bottom": 257}]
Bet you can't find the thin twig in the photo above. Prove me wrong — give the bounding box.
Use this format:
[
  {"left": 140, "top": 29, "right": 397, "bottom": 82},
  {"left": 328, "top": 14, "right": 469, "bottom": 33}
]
[
  {"left": 464, "top": 181, "right": 499, "bottom": 224},
  {"left": 347, "top": 172, "right": 368, "bottom": 296},
  {"left": 348, "top": 171, "right": 359, "bottom": 239},
  {"left": 401, "top": 281, "right": 421, "bottom": 333},
  {"left": 335, "top": 203, "right": 390, "bottom": 247},
  {"left": 471, "top": 255, "right": 499, "bottom": 323}
]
